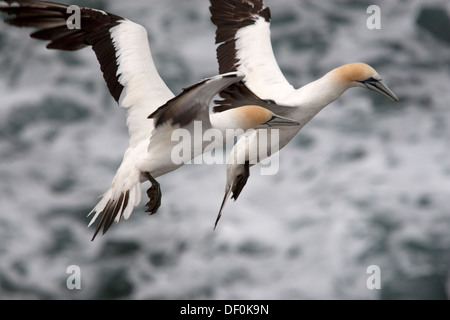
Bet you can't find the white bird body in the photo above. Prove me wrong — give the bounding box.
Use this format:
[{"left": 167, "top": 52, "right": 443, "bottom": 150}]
[{"left": 210, "top": 0, "right": 399, "bottom": 227}]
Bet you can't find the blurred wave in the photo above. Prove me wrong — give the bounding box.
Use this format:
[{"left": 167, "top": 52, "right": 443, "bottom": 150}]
[{"left": 1, "top": 0, "right": 450, "bottom": 299}]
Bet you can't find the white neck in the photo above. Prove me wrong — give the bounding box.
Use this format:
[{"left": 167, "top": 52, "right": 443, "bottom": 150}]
[
  {"left": 266, "top": 70, "right": 353, "bottom": 132},
  {"left": 288, "top": 71, "right": 351, "bottom": 109}
]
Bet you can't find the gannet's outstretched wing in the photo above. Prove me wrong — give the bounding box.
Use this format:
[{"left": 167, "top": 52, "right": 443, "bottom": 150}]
[
  {"left": 1, "top": 0, "right": 174, "bottom": 146},
  {"left": 210, "top": 0, "right": 295, "bottom": 102}
]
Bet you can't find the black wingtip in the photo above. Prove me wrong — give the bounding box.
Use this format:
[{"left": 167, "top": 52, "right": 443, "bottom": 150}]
[
  {"left": 210, "top": 0, "right": 271, "bottom": 73},
  {"left": 0, "top": 0, "right": 125, "bottom": 103}
]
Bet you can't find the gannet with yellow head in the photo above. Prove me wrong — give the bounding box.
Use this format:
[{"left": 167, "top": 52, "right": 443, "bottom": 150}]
[
  {"left": 334, "top": 62, "right": 399, "bottom": 102},
  {"left": 210, "top": 0, "right": 399, "bottom": 228}
]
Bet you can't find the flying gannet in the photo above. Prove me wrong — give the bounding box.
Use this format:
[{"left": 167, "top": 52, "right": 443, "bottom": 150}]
[
  {"left": 209, "top": 0, "right": 399, "bottom": 228},
  {"left": 0, "top": 0, "right": 299, "bottom": 239}
]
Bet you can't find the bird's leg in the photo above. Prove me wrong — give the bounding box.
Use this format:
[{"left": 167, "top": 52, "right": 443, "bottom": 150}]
[{"left": 144, "top": 172, "right": 161, "bottom": 215}]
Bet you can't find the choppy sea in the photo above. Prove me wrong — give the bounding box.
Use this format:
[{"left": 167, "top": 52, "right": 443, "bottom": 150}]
[{"left": 1, "top": 0, "right": 450, "bottom": 300}]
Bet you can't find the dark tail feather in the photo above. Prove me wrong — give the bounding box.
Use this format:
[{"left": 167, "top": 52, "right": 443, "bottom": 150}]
[
  {"left": 214, "top": 161, "right": 250, "bottom": 230},
  {"left": 91, "top": 191, "right": 129, "bottom": 241}
]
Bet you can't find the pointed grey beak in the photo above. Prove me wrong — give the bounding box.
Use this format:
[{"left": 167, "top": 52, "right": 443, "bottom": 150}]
[
  {"left": 365, "top": 79, "right": 399, "bottom": 103},
  {"left": 258, "top": 114, "right": 300, "bottom": 128}
]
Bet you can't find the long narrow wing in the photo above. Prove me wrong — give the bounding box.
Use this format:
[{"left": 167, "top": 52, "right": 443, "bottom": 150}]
[
  {"left": 147, "top": 72, "right": 245, "bottom": 159},
  {"left": 150, "top": 72, "right": 245, "bottom": 128},
  {"left": 0, "top": 0, "right": 174, "bottom": 146},
  {"left": 212, "top": 81, "right": 294, "bottom": 117},
  {"left": 210, "top": 0, "right": 295, "bottom": 102}
]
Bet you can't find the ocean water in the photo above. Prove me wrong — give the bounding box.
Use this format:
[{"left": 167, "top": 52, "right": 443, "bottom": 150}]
[{"left": 1, "top": 0, "right": 450, "bottom": 300}]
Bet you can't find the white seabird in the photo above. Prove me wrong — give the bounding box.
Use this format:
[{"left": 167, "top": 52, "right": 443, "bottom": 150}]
[
  {"left": 0, "top": 0, "right": 299, "bottom": 239},
  {"left": 209, "top": 0, "right": 399, "bottom": 228}
]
